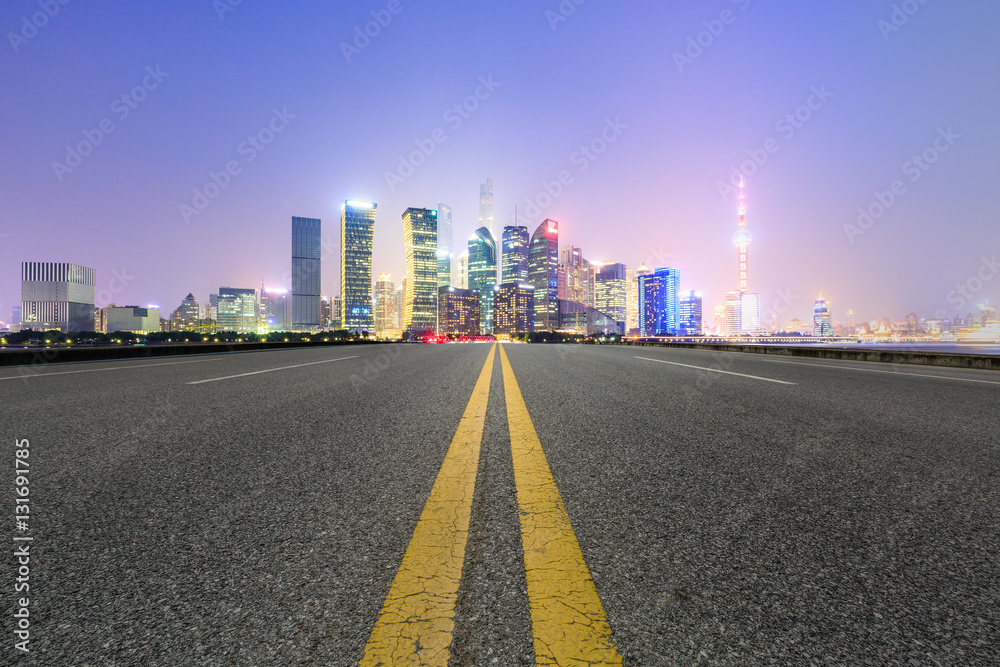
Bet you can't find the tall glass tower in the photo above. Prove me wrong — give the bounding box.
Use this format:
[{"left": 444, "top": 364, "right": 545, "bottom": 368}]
[
  {"left": 436, "top": 202, "right": 453, "bottom": 287},
  {"left": 639, "top": 268, "right": 680, "bottom": 336},
  {"left": 501, "top": 225, "right": 529, "bottom": 284},
  {"left": 594, "top": 262, "right": 627, "bottom": 327},
  {"left": 402, "top": 207, "right": 439, "bottom": 332},
  {"left": 478, "top": 178, "right": 494, "bottom": 235},
  {"left": 341, "top": 200, "right": 376, "bottom": 333},
  {"left": 291, "top": 216, "right": 321, "bottom": 330},
  {"left": 679, "top": 290, "right": 703, "bottom": 335},
  {"left": 468, "top": 227, "right": 497, "bottom": 333},
  {"left": 528, "top": 219, "right": 559, "bottom": 331}
]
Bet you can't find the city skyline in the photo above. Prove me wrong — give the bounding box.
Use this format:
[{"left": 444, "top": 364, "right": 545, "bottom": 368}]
[{"left": 2, "top": 2, "right": 998, "bottom": 329}]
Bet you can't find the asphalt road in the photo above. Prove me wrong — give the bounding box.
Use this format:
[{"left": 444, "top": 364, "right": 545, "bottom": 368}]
[{"left": 2, "top": 343, "right": 998, "bottom": 665}]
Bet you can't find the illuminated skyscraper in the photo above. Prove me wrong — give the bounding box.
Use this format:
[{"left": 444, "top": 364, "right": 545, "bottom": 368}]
[
  {"left": 493, "top": 283, "right": 535, "bottom": 336},
  {"left": 679, "top": 290, "right": 703, "bottom": 336},
  {"left": 501, "top": 225, "right": 529, "bottom": 284},
  {"left": 594, "top": 262, "right": 627, "bottom": 329},
  {"left": 468, "top": 227, "right": 497, "bottom": 333},
  {"left": 291, "top": 216, "right": 321, "bottom": 330},
  {"left": 626, "top": 264, "right": 650, "bottom": 336},
  {"left": 639, "top": 268, "right": 680, "bottom": 336},
  {"left": 402, "top": 207, "right": 439, "bottom": 332},
  {"left": 341, "top": 200, "right": 376, "bottom": 332},
  {"left": 528, "top": 219, "right": 559, "bottom": 331},
  {"left": 438, "top": 286, "right": 480, "bottom": 336},
  {"left": 20, "top": 262, "right": 96, "bottom": 332},
  {"left": 374, "top": 273, "right": 396, "bottom": 334},
  {"left": 813, "top": 295, "right": 833, "bottom": 336},
  {"left": 217, "top": 287, "right": 257, "bottom": 333},
  {"left": 456, "top": 251, "right": 469, "bottom": 289},
  {"left": 437, "top": 202, "right": 453, "bottom": 287},
  {"left": 478, "top": 178, "right": 494, "bottom": 235},
  {"left": 558, "top": 246, "right": 588, "bottom": 303}
]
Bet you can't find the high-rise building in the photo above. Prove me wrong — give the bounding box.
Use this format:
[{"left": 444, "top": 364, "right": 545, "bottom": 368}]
[
  {"left": 493, "top": 282, "right": 534, "bottom": 336},
  {"left": 528, "top": 219, "right": 559, "bottom": 331},
  {"left": 594, "top": 262, "right": 627, "bottom": 329},
  {"left": 558, "top": 246, "right": 588, "bottom": 304},
  {"left": 501, "top": 225, "right": 529, "bottom": 284},
  {"left": 456, "top": 252, "right": 469, "bottom": 289},
  {"left": 436, "top": 202, "right": 453, "bottom": 287},
  {"left": 478, "top": 178, "right": 494, "bottom": 235},
  {"left": 217, "top": 287, "right": 258, "bottom": 333},
  {"left": 261, "top": 288, "right": 291, "bottom": 331},
  {"left": 813, "top": 295, "right": 833, "bottom": 336},
  {"left": 106, "top": 306, "right": 160, "bottom": 334},
  {"left": 341, "top": 200, "right": 376, "bottom": 333},
  {"left": 679, "top": 291, "right": 703, "bottom": 336},
  {"left": 627, "top": 264, "right": 651, "bottom": 336},
  {"left": 291, "top": 216, "right": 321, "bottom": 330},
  {"left": 330, "top": 295, "right": 342, "bottom": 329},
  {"left": 394, "top": 283, "right": 404, "bottom": 329},
  {"left": 20, "top": 262, "right": 96, "bottom": 332},
  {"left": 172, "top": 293, "right": 199, "bottom": 324},
  {"left": 468, "top": 227, "right": 497, "bottom": 333},
  {"left": 438, "top": 286, "right": 480, "bottom": 336},
  {"left": 402, "top": 207, "right": 438, "bottom": 332},
  {"left": 639, "top": 268, "right": 680, "bottom": 336},
  {"left": 374, "top": 273, "right": 396, "bottom": 334},
  {"left": 846, "top": 309, "right": 855, "bottom": 333}
]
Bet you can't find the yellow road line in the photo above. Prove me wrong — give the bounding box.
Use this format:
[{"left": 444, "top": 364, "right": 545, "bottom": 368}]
[
  {"left": 361, "top": 343, "right": 496, "bottom": 666},
  {"left": 499, "top": 345, "right": 622, "bottom": 666}
]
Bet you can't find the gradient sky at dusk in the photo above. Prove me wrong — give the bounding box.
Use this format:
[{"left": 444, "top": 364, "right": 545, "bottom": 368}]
[{"left": 2, "top": 0, "right": 998, "bottom": 326}]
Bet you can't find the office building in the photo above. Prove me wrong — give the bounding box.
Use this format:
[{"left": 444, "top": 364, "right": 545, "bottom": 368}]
[
  {"left": 814, "top": 295, "right": 833, "bottom": 336},
  {"left": 261, "top": 288, "right": 291, "bottom": 332},
  {"left": 679, "top": 291, "right": 703, "bottom": 336},
  {"left": 479, "top": 178, "right": 494, "bottom": 235},
  {"left": 558, "top": 246, "right": 588, "bottom": 303},
  {"left": 501, "top": 225, "right": 529, "bottom": 284},
  {"left": 627, "top": 264, "right": 651, "bottom": 336},
  {"left": 374, "top": 273, "right": 396, "bottom": 334},
  {"left": 456, "top": 251, "right": 469, "bottom": 289},
  {"left": 217, "top": 287, "right": 257, "bottom": 333},
  {"left": 468, "top": 227, "right": 497, "bottom": 333},
  {"left": 437, "top": 202, "right": 453, "bottom": 287},
  {"left": 341, "top": 200, "right": 376, "bottom": 332},
  {"left": 528, "top": 219, "right": 559, "bottom": 331},
  {"left": 106, "top": 306, "right": 160, "bottom": 334},
  {"left": 594, "top": 262, "right": 627, "bottom": 329},
  {"left": 493, "top": 283, "right": 534, "bottom": 336},
  {"left": 639, "top": 268, "right": 680, "bottom": 336},
  {"left": 291, "top": 216, "right": 321, "bottom": 330},
  {"left": 402, "top": 207, "right": 438, "bottom": 332},
  {"left": 20, "top": 261, "right": 96, "bottom": 332},
  {"left": 438, "top": 286, "right": 481, "bottom": 336},
  {"left": 330, "top": 295, "right": 342, "bottom": 329}
]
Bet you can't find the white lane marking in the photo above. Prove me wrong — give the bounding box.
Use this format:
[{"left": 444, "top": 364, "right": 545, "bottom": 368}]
[
  {"left": 0, "top": 357, "right": 221, "bottom": 381},
  {"left": 634, "top": 356, "right": 797, "bottom": 385},
  {"left": 744, "top": 356, "right": 1000, "bottom": 386},
  {"left": 186, "top": 356, "right": 358, "bottom": 384}
]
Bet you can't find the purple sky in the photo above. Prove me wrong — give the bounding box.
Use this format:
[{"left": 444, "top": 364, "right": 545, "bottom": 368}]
[{"left": 2, "top": 0, "right": 998, "bottom": 326}]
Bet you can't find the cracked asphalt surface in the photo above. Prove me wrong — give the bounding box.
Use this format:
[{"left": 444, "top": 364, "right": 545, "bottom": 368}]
[{"left": 2, "top": 342, "right": 998, "bottom": 665}]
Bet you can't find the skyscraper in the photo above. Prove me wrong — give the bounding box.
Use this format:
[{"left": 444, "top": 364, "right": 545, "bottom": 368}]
[
  {"left": 468, "top": 227, "right": 497, "bottom": 333},
  {"left": 492, "top": 283, "right": 534, "bottom": 337},
  {"left": 478, "top": 178, "right": 494, "bottom": 235},
  {"left": 528, "top": 219, "right": 559, "bottom": 332},
  {"left": 639, "top": 268, "right": 680, "bottom": 336},
  {"left": 402, "top": 207, "right": 438, "bottom": 332},
  {"left": 172, "top": 293, "right": 199, "bottom": 325},
  {"left": 260, "top": 288, "right": 290, "bottom": 332},
  {"left": 374, "top": 273, "right": 396, "bottom": 334},
  {"left": 20, "top": 262, "right": 96, "bottom": 332},
  {"left": 341, "top": 200, "right": 376, "bottom": 332},
  {"left": 558, "top": 246, "right": 588, "bottom": 304},
  {"left": 436, "top": 202, "right": 453, "bottom": 287},
  {"left": 438, "top": 286, "right": 481, "bottom": 336},
  {"left": 456, "top": 251, "right": 469, "bottom": 289},
  {"left": 679, "top": 290, "right": 703, "bottom": 336},
  {"left": 217, "top": 287, "right": 257, "bottom": 333},
  {"left": 813, "top": 295, "right": 833, "bottom": 336},
  {"left": 594, "top": 262, "right": 627, "bottom": 328},
  {"left": 291, "top": 216, "right": 321, "bottom": 330},
  {"left": 501, "top": 225, "right": 529, "bottom": 284},
  {"left": 627, "top": 264, "right": 651, "bottom": 336}
]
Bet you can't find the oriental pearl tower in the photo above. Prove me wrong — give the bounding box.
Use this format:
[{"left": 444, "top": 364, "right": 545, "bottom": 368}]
[{"left": 733, "top": 173, "right": 752, "bottom": 293}]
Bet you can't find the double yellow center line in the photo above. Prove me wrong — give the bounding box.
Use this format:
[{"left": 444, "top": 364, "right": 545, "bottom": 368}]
[{"left": 361, "top": 343, "right": 621, "bottom": 666}]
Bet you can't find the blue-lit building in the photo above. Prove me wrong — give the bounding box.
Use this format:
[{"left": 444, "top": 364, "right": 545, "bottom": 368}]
[
  {"left": 291, "top": 216, "right": 321, "bottom": 330},
  {"left": 468, "top": 227, "right": 497, "bottom": 333},
  {"left": 528, "top": 219, "right": 559, "bottom": 331},
  {"left": 813, "top": 295, "right": 833, "bottom": 336},
  {"left": 501, "top": 225, "right": 529, "bottom": 284},
  {"left": 679, "top": 290, "right": 703, "bottom": 336},
  {"left": 341, "top": 200, "right": 376, "bottom": 332},
  {"left": 639, "top": 268, "right": 680, "bottom": 336}
]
